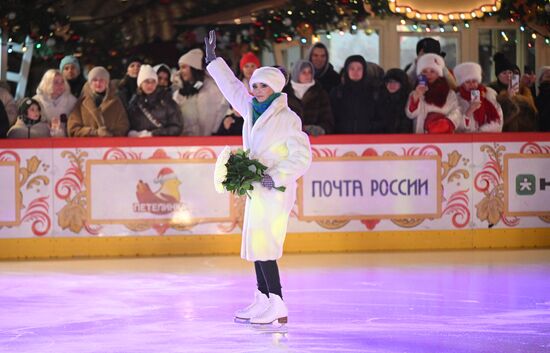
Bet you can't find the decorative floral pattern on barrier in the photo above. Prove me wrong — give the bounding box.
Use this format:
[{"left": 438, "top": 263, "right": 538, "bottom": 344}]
[
  {"left": 56, "top": 150, "right": 101, "bottom": 234},
  {"left": 474, "top": 144, "right": 519, "bottom": 227},
  {"left": 0, "top": 151, "right": 51, "bottom": 236},
  {"left": 310, "top": 145, "right": 470, "bottom": 230}
]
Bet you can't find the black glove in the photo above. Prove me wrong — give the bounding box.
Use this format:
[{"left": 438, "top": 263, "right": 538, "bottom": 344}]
[
  {"left": 204, "top": 30, "right": 217, "bottom": 65},
  {"left": 260, "top": 174, "right": 274, "bottom": 190}
]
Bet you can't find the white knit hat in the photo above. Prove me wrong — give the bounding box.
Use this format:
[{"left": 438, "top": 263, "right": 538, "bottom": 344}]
[
  {"left": 178, "top": 48, "right": 203, "bottom": 70},
  {"left": 249, "top": 66, "right": 286, "bottom": 93},
  {"left": 453, "top": 62, "right": 482, "bottom": 86},
  {"left": 416, "top": 53, "right": 445, "bottom": 77},
  {"left": 87, "top": 66, "right": 110, "bottom": 82},
  {"left": 537, "top": 66, "right": 550, "bottom": 85},
  {"left": 137, "top": 64, "right": 158, "bottom": 87}
]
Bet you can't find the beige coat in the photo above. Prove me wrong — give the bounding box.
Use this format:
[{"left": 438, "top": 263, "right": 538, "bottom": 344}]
[
  {"left": 68, "top": 83, "right": 129, "bottom": 137},
  {"left": 208, "top": 58, "right": 312, "bottom": 261}
]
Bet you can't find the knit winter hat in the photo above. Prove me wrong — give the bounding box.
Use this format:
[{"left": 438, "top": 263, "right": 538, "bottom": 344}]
[
  {"left": 416, "top": 53, "right": 445, "bottom": 77},
  {"left": 239, "top": 52, "right": 260, "bottom": 70},
  {"left": 453, "top": 62, "right": 482, "bottom": 86},
  {"left": 493, "top": 52, "right": 515, "bottom": 77},
  {"left": 137, "top": 64, "right": 158, "bottom": 87},
  {"left": 537, "top": 66, "right": 550, "bottom": 85},
  {"left": 178, "top": 48, "right": 203, "bottom": 70},
  {"left": 87, "top": 66, "right": 110, "bottom": 82},
  {"left": 291, "top": 60, "right": 315, "bottom": 83},
  {"left": 59, "top": 55, "right": 80, "bottom": 72},
  {"left": 249, "top": 66, "right": 286, "bottom": 93},
  {"left": 18, "top": 97, "right": 41, "bottom": 116}
]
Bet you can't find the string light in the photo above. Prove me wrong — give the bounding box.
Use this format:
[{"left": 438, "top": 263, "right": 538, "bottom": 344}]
[
  {"left": 531, "top": 33, "right": 537, "bottom": 39},
  {"left": 520, "top": 25, "right": 525, "bottom": 32},
  {"left": 452, "top": 24, "right": 458, "bottom": 32},
  {"left": 439, "top": 25, "right": 445, "bottom": 32},
  {"left": 464, "top": 21, "right": 470, "bottom": 29},
  {"left": 500, "top": 31, "right": 509, "bottom": 42}
]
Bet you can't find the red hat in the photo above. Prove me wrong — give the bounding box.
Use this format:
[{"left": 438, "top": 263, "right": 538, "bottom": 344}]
[
  {"left": 239, "top": 52, "right": 260, "bottom": 71},
  {"left": 155, "top": 167, "right": 177, "bottom": 183}
]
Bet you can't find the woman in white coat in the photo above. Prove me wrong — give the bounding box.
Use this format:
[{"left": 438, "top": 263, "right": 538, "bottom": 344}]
[
  {"left": 453, "top": 62, "right": 503, "bottom": 133},
  {"left": 205, "top": 30, "right": 312, "bottom": 325},
  {"left": 406, "top": 53, "right": 462, "bottom": 134},
  {"left": 33, "top": 69, "right": 77, "bottom": 137}
]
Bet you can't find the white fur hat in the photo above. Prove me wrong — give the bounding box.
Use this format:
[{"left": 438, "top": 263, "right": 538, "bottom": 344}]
[
  {"left": 537, "top": 66, "right": 550, "bottom": 85},
  {"left": 137, "top": 64, "right": 158, "bottom": 87},
  {"left": 249, "top": 66, "right": 286, "bottom": 93},
  {"left": 416, "top": 53, "right": 445, "bottom": 77},
  {"left": 454, "top": 62, "right": 482, "bottom": 86},
  {"left": 178, "top": 48, "right": 203, "bottom": 70}
]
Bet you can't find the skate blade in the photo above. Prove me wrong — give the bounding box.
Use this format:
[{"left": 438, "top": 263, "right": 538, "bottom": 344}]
[
  {"left": 251, "top": 323, "right": 288, "bottom": 334},
  {"left": 233, "top": 317, "right": 251, "bottom": 324}
]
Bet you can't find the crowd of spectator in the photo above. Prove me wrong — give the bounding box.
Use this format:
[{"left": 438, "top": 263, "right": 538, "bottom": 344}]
[{"left": 0, "top": 36, "right": 548, "bottom": 139}]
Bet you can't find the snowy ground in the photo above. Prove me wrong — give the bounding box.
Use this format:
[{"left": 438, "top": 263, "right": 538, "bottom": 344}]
[{"left": 1, "top": 250, "right": 549, "bottom": 353}]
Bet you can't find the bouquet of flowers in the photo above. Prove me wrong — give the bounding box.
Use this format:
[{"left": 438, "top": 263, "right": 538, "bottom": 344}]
[{"left": 214, "top": 146, "right": 285, "bottom": 198}]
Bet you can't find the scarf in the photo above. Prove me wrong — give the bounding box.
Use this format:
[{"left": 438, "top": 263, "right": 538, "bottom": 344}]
[
  {"left": 93, "top": 91, "right": 106, "bottom": 107},
  {"left": 252, "top": 93, "right": 281, "bottom": 126},
  {"left": 291, "top": 80, "right": 315, "bottom": 100},
  {"left": 424, "top": 77, "right": 450, "bottom": 107},
  {"left": 459, "top": 85, "right": 501, "bottom": 126}
]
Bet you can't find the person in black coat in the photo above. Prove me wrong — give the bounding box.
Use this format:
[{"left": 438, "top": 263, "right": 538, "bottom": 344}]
[
  {"left": 308, "top": 42, "right": 341, "bottom": 95},
  {"left": 118, "top": 56, "right": 142, "bottom": 110},
  {"left": 537, "top": 66, "right": 550, "bottom": 132},
  {"left": 376, "top": 68, "right": 413, "bottom": 133},
  {"left": 0, "top": 99, "right": 9, "bottom": 138},
  {"left": 329, "top": 55, "right": 383, "bottom": 134},
  {"left": 127, "top": 65, "right": 182, "bottom": 137}
]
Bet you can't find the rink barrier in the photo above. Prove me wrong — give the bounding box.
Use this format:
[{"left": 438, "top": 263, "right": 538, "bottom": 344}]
[{"left": 1, "top": 133, "right": 549, "bottom": 260}]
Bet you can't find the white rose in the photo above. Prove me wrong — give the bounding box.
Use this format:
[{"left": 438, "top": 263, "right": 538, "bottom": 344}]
[{"left": 213, "top": 145, "right": 231, "bottom": 193}]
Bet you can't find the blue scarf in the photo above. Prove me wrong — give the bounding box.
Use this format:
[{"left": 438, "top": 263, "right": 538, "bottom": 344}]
[{"left": 251, "top": 93, "right": 281, "bottom": 126}]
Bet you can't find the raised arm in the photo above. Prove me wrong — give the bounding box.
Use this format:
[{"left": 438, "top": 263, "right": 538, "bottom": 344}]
[{"left": 204, "top": 30, "right": 252, "bottom": 116}]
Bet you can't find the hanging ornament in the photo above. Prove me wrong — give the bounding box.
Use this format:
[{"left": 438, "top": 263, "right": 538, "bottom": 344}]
[{"left": 296, "top": 22, "right": 313, "bottom": 37}]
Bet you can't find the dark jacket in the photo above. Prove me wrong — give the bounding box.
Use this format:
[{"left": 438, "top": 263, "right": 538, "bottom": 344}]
[
  {"left": 284, "top": 81, "right": 334, "bottom": 134},
  {"left": 127, "top": 88, "right": 182, "bottom": 136},
  {"left": 376, "top": 69, "right": 413, "bottom": 134},
  {"left": 68, "top": 75, "right": 86, "bottom": 98},
  {"left": 117, "top": 75, "right": 138, "bottom": 110},
  {"left": 316, "top": 64, "right": 341, "bottom": 96},
  {"left": 329, "top": 56, "right": 382, "bottom": 134},
  {"left": 0, "top": 99, "right": 9, "bottom": 138},
  {"left": 215, "top": 109, "right": 244, "bottom": 136},
  {"left": 536, "top": 82, "right": 550, "bottom": 132}
]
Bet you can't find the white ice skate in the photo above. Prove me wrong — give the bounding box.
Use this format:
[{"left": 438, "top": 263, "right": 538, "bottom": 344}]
[
  {"left": 234, "top": 290, "right": 269, "bottom": 323},
  {"left": 250, "top": 293, "right": 288, "bottom": 325}
]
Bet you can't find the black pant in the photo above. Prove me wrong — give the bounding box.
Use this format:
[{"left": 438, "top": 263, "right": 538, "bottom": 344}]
[{"left": 254, "top": 260, "right": 282, "bottom": 298}]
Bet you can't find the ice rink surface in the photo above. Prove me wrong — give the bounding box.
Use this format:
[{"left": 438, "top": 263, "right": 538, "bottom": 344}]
[{"left": 1, "top": 249, "right": 549, "bottom": 353}]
